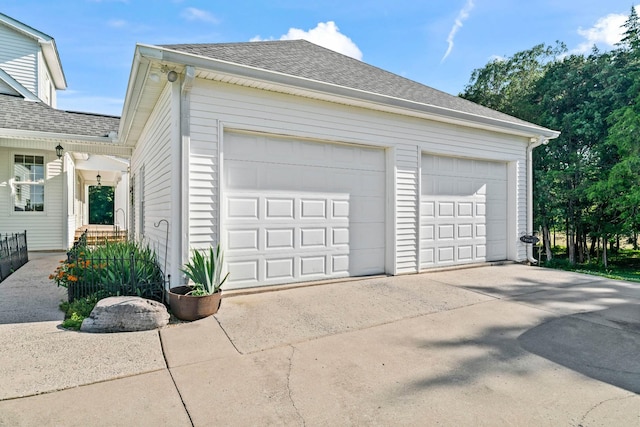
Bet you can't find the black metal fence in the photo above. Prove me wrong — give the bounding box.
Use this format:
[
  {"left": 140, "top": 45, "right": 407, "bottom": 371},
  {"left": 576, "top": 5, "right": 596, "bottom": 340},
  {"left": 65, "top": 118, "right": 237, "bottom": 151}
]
[
  {"left": 0, "top": 231, "right": 28, "bottom": 283},
  {"left": 66, "top": 246, "right": 167, "bottom": 303}
]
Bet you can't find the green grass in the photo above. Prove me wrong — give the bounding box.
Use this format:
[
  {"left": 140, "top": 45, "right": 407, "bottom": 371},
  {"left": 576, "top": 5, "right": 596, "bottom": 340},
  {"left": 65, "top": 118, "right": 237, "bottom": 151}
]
[{"left": 540, "top": 248, "right": 640, "bottom": 283}]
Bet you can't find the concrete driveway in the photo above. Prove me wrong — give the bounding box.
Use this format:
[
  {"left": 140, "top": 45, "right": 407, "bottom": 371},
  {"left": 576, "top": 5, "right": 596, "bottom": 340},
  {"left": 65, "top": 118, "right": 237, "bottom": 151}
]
[{"left": 0, "top": 256, "right": 638, "bottom": 426}]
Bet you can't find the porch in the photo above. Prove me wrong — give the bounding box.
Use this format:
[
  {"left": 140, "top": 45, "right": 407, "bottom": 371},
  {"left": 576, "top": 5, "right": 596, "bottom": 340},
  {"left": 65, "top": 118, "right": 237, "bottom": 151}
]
[{"left": 73, "top": 225, "right": 128, "bottom": 246}]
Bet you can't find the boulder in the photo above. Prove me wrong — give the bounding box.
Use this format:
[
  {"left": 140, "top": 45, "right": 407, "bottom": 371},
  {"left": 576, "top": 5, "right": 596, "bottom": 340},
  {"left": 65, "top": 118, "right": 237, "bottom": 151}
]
[{"left": 81, "top": 296, "right": 169, "bottom": 333}]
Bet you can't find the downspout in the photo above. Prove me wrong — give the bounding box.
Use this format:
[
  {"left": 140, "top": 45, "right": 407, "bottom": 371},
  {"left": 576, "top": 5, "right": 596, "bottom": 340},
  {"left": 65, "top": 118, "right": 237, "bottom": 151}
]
[
  {"left": 180, "top": 66, "right": 195, "bottom": 276},
  {"left": 526, "top": 136, "right": 548, "bottom": 264}
]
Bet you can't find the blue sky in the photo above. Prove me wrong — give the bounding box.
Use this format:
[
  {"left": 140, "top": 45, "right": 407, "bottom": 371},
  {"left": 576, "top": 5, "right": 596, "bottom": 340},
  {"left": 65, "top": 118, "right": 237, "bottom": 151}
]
[{"left": 4, "top": 1, "right": 639, "bottom": 116}]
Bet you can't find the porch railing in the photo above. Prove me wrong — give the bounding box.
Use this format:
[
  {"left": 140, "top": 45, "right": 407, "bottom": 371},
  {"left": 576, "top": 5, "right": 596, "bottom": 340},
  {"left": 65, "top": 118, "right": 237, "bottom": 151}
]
[{"left": 0, "top": 231, "right": 28, "bottom": 283}]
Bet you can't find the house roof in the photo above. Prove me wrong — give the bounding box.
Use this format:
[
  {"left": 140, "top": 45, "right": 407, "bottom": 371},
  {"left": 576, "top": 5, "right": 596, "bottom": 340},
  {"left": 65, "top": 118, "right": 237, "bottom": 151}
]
[
  {"left": 0, "top": 93, "right": 119, "bottom": 137},
  {"left": 121, "top": 40, "right": 559, "bottom": 145},
  {"left": 159, "top": 40, "right": 549, "bottom": 134},
  {"left": 0, "top": 13, "right": 67, "bottom": 90}
]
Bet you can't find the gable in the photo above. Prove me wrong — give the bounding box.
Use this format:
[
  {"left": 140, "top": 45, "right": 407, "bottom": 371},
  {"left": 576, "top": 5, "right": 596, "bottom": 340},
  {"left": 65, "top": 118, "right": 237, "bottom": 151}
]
[
  {"left": 0, "top": 13, "right": 66, "bottom": 100},
  {"left": 0, "top": 23, "right": 38, "bottom": 96}
]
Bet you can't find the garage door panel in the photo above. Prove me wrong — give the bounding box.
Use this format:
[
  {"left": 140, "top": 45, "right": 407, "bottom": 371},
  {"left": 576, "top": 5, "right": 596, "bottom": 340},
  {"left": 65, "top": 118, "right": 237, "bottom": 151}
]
[
  {"left": 421, "top": 154, "right": 507, "bottom": 269},
  {"left": 227, "top": 196, "right": 259, "bottom": 219},
  {"left": 226, "top": 162, "right": 259, "bottom": 189},
  {"left": 223, "top": 134, "right": 385, "bottom": 289},
  {"left": 265, "top": 228, "right": 295, "bottom": 249},
  {"left": 350, "top": 223, "right": 385, "bottom": 249}
]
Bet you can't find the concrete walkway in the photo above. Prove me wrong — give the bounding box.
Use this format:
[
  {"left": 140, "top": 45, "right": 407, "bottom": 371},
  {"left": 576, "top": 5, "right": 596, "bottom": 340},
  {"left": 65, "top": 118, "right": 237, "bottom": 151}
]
[{"left": 0, "top": 254, "right": 638, "bottom": 426}]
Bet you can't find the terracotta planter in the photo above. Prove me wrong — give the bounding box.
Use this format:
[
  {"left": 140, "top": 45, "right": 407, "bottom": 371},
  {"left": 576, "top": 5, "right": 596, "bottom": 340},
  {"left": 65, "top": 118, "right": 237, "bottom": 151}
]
[{"left": 168, "top": 286, "right": 222, "bottom": 321}]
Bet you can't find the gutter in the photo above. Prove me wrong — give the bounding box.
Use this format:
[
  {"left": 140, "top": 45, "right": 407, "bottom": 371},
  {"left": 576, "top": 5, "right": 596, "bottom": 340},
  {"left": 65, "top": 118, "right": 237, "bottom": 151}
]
[
  {"left": 526, "top": 136, "right": 551, "bottom": 264},
  {"left": 181, "top": 66, "right": 195, "bottom": 281}
]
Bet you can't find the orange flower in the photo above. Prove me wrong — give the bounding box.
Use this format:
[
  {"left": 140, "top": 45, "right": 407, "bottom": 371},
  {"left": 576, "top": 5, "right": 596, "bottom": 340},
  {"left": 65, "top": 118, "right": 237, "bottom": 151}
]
[
  {"left": 67, "top": 275, "right": 78, "bottom": 282},
  {"left": 49, "top": 274, "right": 54, "bottom": 280}
]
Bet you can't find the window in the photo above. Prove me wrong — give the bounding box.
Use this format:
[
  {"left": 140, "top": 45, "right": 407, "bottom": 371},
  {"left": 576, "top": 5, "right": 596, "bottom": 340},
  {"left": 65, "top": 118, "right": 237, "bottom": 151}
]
[{"left": 14, "top": 154, "right": 45, "bottom": 212}]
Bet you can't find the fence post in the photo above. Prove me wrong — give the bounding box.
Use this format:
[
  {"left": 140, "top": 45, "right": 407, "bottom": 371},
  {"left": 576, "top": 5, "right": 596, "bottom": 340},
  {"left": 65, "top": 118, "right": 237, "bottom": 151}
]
[{"left": 130, "top": 252, "right": 136, "bottom": 295}]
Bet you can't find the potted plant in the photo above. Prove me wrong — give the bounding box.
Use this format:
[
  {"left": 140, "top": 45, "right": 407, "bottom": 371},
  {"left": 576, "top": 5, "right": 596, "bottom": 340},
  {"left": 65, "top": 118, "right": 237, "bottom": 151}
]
[{"left": 168, "top": 244, "right": 229, "bottom": 321}]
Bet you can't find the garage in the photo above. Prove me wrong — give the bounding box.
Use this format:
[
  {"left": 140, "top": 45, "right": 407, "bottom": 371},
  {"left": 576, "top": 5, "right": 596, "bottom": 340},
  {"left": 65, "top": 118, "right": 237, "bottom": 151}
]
[
  {"left": 222, "top": 132, "right": 386, "bottom": 289},
  {"left": 420, "top": 154, "right": 508, "bottom": 269}
]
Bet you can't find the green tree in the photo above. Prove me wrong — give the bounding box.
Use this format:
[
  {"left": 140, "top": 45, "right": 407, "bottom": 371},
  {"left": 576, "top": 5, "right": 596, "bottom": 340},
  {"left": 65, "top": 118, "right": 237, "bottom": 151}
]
[{"left": 461, "top": 42, "right": 566, "bottom": 120}]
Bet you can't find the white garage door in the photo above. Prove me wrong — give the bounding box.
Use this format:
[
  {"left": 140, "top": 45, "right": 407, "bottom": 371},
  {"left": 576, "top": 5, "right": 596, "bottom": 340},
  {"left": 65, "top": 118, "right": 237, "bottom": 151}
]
[
  {"left": 420, "top": 154, "right": 507, "bottom": 269},
  {"left": 222, "top": 132, "right": 386, "bottom": 289}
]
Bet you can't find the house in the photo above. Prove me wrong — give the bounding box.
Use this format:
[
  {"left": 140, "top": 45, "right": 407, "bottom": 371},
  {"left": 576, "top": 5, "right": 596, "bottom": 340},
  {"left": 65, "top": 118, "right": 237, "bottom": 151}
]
[
  {"left": 0, "top": 13, "right": 128, "bottom": 250},
  {"left": 120, "top": 40, "right": 559, "bottom": 290}
]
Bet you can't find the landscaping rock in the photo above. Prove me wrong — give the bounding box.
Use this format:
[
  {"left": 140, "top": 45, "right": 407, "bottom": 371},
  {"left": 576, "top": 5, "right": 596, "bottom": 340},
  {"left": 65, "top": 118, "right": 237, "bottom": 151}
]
[{"left": 81, "top": 296, "right": 169, "bottom": 333}]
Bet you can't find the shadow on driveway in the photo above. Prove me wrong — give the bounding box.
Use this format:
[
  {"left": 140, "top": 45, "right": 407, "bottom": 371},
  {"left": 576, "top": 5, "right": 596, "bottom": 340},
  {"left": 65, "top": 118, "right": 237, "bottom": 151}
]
[{"left": 518, "top": 304, "right": 640, "bottom": 394}]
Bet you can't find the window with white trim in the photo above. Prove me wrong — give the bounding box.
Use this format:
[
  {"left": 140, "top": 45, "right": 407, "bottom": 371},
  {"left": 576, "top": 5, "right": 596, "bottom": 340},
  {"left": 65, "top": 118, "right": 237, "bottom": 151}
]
[{"left": 14, "top": 154, "right": 45, "bottom": 212}]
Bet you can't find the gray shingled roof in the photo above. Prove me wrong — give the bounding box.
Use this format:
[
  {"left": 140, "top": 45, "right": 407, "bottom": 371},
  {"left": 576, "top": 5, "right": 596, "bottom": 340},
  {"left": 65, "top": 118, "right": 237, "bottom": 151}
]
[
  {"left": 161, "top": 40, "right": 533, "bottom": 127},
  {"left": 0, "top": 94, "right": 119, "bottom": 137}
]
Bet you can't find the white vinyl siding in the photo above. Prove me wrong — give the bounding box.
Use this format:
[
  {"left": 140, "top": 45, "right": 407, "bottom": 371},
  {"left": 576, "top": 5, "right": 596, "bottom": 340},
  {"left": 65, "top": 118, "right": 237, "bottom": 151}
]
[
  {"left": 188, "top": 79, "right": 529, "bottom": 275},
  {"left": 0, "top": 146, "right": 64, "bottom": 250},
  {"left": 38, "top": 58, "right": 55, "bottom": 107},
  {"left": 0, "top": 24, "right": 38, "bottom": 96},
  {"left": 0, "top": 79, "right": 19, "bottom": 96},
  {"left": 189, "top": 107, "right": 219, "bottom": 251},
  {"left": 394, "top": 145, "right": 419, "bottom": 273},
  {"left": 130, "top": 84, "right": 173, "bottom": 275}
]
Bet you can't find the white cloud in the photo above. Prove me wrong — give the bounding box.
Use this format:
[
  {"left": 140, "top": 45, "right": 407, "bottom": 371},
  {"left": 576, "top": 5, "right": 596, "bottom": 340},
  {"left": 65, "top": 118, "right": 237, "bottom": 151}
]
[
  {"left": 442, "top": 0, "right": 475, "bottom": 62},
  {"left": 252, "top": 21, "right": 363, "bottom": 60},
  {"left": 488, "top": 54, "right": 506, "bottom": 62},
  {"left": 180, "top": 7, "right": 220, "bottom": 25},
  {"left": 107, "top": 19, "right": 127, "bottom": 28},
  {"left": 575, "top": 5, "right": 640, "bottom": 53}
]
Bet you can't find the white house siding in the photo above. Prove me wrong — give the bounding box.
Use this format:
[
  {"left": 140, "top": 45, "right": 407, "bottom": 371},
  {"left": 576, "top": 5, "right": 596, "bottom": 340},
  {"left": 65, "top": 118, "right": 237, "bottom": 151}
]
[
  {"left": 114, "top": 173, "right": 129, "bottom": 231},
  {"left": 186, "top": 79, "right": 530, "bottom": 281},
  {"left": 0, "top": 145, "right": 64, "bottom": 250},
  {"left": 65, "top": 154, "right": 76, "bottom": 248},
  {"left": 515, "top": 159, "right": 527, "bottom": 261},
  {"left": 0, "top": 79, "right": 18, "bottom": 96},
  {"left": 37, "top": 51, "right": 56, "bottom": 107},
  {"left": 0, "top": 25, "right": 37, "bottom": 96},
  {"left": 394, "top": 145, "right": 420, "bottom": 273},
  {"left": 130, "top": 84, "right": 173, "bottom": 277},
  {"left": 189, "top": 107, "right": 219, "bottom": 251}
]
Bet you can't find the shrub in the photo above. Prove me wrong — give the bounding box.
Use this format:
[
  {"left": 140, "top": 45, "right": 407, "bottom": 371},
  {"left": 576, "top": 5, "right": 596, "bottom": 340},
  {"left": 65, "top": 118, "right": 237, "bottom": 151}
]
[
  {"left": 52, "top": 241, "right": 165, "bottom": 302},
  {"left": 60, "top": 295, "right": 98, "bottom": 330}
]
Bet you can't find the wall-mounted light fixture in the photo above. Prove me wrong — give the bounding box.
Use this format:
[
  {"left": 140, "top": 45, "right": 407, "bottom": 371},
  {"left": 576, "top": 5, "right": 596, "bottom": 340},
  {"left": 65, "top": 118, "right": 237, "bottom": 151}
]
[
  {"left": 55, "top": 144, "right": 64, "bottom": 159},
  {"left": 96, "top": 172, "right": 102, "bottom": 186},
  {"left": 167, "top": 70, "right": 178, "bottom": 82}
]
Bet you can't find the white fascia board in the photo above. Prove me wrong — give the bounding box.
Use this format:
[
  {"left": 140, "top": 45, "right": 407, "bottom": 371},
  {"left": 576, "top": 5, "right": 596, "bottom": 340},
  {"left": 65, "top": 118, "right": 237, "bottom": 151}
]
[
  {"left": 153, "top": 46, "right": 561, "bottom": 140},
  {"left": 0, "top": 136, "right": 132, "bottom": 157},
  {"left": 40, "top": 40, "right": 67, "bottom": 90},
  {"left": 119, "top": 46, "right": 155, "bottom": 144},
  {"left": 0, "top": 128, "right": 118, "bottom": 145},
  {"left": 0, "top": 68, "right": 41, "bottom": 101}
]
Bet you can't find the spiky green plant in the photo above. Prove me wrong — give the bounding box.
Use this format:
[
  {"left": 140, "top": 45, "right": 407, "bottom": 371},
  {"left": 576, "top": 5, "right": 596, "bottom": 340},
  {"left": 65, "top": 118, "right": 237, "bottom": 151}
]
[{"left": 181, "top": 244, "right": 229, "bottom": 296}]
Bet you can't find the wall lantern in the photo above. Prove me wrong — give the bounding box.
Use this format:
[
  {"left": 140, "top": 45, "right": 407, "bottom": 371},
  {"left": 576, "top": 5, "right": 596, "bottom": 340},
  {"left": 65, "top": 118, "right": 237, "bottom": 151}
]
[
  {"left": 55, "top": 144, "right": 64, "bottom": 159},
  {"left": 96, "top": 172, "right": 102, "bottom": 186}
]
